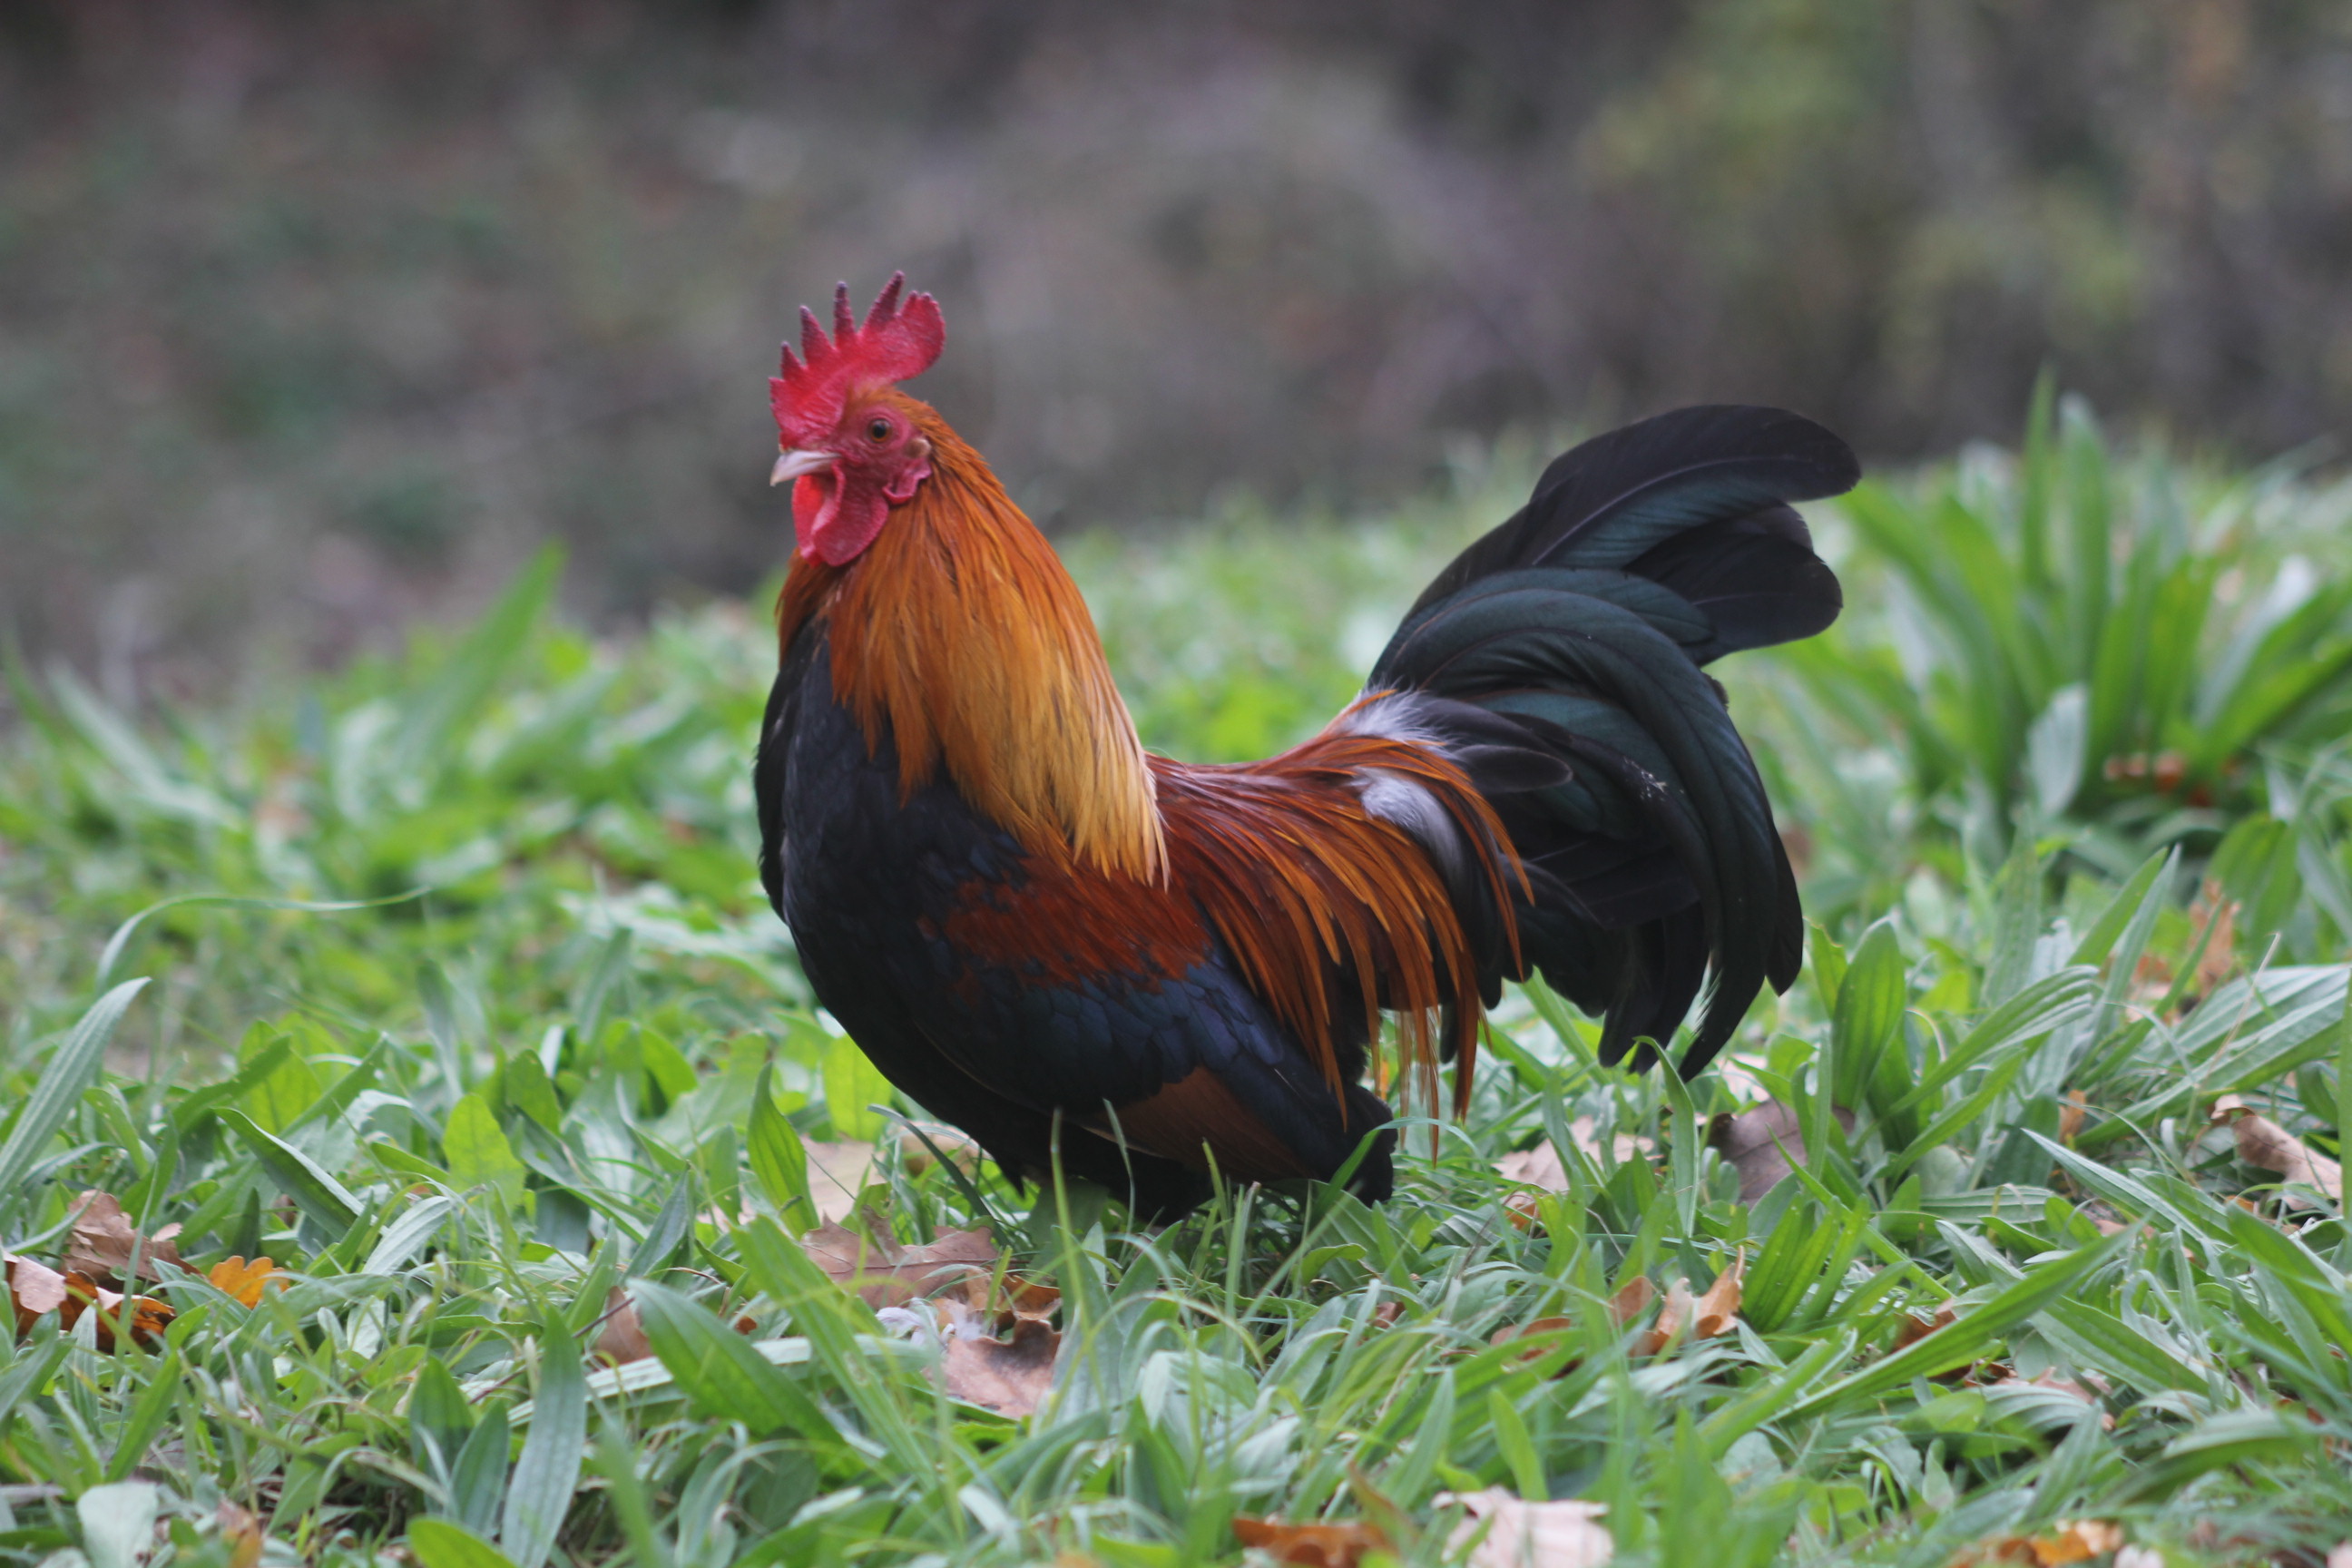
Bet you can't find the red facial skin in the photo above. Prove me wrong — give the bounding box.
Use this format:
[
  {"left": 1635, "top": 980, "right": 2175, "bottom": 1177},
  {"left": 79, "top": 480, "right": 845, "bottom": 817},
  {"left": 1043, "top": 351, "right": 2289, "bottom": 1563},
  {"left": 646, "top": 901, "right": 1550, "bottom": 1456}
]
[{"left": 787, "top": 397, "right": 934, "bottom": 566}]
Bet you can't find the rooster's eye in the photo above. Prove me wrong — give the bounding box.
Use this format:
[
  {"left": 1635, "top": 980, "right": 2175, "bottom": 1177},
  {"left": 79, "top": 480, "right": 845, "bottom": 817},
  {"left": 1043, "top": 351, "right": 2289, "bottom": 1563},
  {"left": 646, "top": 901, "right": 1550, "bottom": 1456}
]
[{"left": 867, "top": 417, "right": 892, "bottom": 442}]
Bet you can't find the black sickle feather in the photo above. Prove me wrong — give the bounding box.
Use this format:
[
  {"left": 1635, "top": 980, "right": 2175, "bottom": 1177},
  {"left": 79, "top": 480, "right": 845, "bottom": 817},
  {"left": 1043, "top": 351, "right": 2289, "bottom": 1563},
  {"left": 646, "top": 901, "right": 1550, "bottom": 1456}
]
[{"left": 1377, "top": 405, "right": 1857, "bottom": 1078}]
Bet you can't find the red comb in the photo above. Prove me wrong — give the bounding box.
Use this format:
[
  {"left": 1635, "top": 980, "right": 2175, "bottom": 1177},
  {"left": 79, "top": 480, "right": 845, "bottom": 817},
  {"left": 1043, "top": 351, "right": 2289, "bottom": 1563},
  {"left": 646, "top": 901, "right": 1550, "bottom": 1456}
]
[{"left": 769, "top": 273, "right": 946, "bottom": 445}]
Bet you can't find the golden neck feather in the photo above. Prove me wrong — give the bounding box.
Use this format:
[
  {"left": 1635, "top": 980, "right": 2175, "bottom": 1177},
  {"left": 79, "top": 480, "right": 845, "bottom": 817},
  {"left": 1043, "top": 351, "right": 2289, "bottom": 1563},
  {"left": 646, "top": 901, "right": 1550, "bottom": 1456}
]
[{"left": 777, "top": 397, "right": 1167, "bottom": 884}]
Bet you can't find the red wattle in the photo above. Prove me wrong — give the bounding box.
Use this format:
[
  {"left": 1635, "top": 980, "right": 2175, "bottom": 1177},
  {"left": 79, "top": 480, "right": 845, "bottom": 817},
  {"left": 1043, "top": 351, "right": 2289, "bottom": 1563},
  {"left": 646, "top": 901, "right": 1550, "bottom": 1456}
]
[{"left": 793, "top": 469, "right": 893, "bottom": 565}]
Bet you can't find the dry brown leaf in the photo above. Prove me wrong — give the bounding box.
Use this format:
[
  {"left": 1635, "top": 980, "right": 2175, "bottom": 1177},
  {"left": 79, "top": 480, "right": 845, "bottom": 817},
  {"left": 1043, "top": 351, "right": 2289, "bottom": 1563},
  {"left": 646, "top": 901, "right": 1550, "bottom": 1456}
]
[
  {"left": 207, "top": 1256, "right": 281, "bottom": 1308},
  {"left": 897, "top": 1122, "right": 983, "bottom": 1174},
  {"left": 2211, "top": 1095, "right": 2342, "bottom": 1200},
  {"left": 1609, "top": 1277, "right": 1657, "bottom": 1327},
  {"left": 1231, "top": 1516, "right": 1389, "bottom": 1567},
  {"left": 1490, "top": 1316, "right": 1576, "bottom": 1362},
  {"left": 64, "top": 1191, "right": 184, "bottom": 1285},
  {"left": 59, "top": 1270, "right": 175, "bottom": 1351},
  {"left": 593, "top": 1287, "right": 655, "bottom": 1366},
  {"left": 1497, "top": 1129, "right": 1654, "bottom": 1230},
  {"left": 218, "top": 1503, "right": 264, "bottom": 1568},
  {"left": 6, "top": 1250, "right": 70, "bottom": 1336},
  {"left": 1633, "top": 1258, "right": 1740, "bottom": 1357},
  {"left": 803, "top": 1139, "right": 880, "bottom": 1224},
  {"left": 1708, "top": 1101, "right": 1853, "bottom": 1203},
  {"left": 937, "top": 1269, "right": 1062, "bottom": 1323},
  {"left": 936, "top": 1298, "right": 1060, "bottom": 1417},
  {"left": 799, "top": 1220, "right": 1004, "bottom": 1308},
  {"left": 1495, "top": 1124, "right": 1652, "bottom": 1193},
  {"left": 1437, "top": 1489, "right": 1612, "bottom": 1568},
  {"left": 1892, "top": 1303, "right": 1955, "bottom": 1352},
  {"left": 1491, "top": 1278, "right": 1662, "bottom": 1368},
  {"left": 2056, "top": 1092, "right": 2088, "bottom": 1144},
  {"left": 1959, "top": 1519, "right": 2125, "bottom": 1566},
  {"left": 2186, "top": 883, "right": 2238, "bottom": 1002},
  {"left": 1370, "top": 1300, "right": 1403, "bottom": 1329}
]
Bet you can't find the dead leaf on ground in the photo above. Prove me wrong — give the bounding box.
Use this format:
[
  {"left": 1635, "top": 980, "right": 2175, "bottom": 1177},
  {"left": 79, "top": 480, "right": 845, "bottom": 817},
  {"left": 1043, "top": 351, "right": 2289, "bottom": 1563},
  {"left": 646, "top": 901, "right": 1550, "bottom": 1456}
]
[
  {"left": 800, "top": 1220, "right": 1004, "bottom": 1308},
  {"left": 1490, "top": 1277, "right": 1660, "bottom": 1367},
  {"left": 2211, "top": 1094, "right": 2342, "bottom": 1201},
  {"left": 207, "top": 1256, "right": 281, "bottom": 1308},
  {"left": 2185, "top": 883, "right": 2238, "bottom": 1002},
  {"left": 803, "top": 1139, "right": 880, "bottom": 1224},
  {"left": 65, "top": 1191, "right": 183, "bottom": 1285},
  {"left": 1437, "top": 1490, "right": 1612, "bottom": 1568},
  {"left": 1495, "top": 1124, "right": 1653, "bottom": 1191},
  {"left": 1497, "top": 1126, "right": 1655, "bottom": 1227},
  {"left": 1957, "top": 1519, "right": 2124, "bottom": 1566},
  {"left": 593, "top": 1286, "right": 655, "bottom": 1365},
  {"left": 936, "top": 1298, "right": 1060, "bottom": 1417},
  {"left": 2056, "top": 1092, "right": 2088, "bottom": 1144},
  {"left": 218, "top": 1503, "right": 264, "bottom": 1568},
  {"left": 60, "top": 1270, "right": 175, "bottom": 1350},
  {"left": 1231, "top": 1516, "right": 1389, "bottom": 1568},
  {"left": 1634, "top": 1257, "right": 1741, "bottom": 1357},
  {"left": 1709, "top": 1101, "right": 1854, "bottom": 1203},
  {"left": 1892, "top": 1303, "right": 1955, "bottom": 1353},
  {"left": 938, "top": 1268, "right": 1061, "bottom": 1323},
  {"left": 897, "top": 1122, "right": 983, "bottom": 1174},
  {"left": 6, "top": 1250, "right": 70, "bottom": 1336}
]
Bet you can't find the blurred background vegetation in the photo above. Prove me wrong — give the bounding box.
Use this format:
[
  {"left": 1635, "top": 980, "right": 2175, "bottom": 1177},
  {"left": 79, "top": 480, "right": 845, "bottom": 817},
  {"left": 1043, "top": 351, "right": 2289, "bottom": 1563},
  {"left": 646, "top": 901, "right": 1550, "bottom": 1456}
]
[{"left": 5, "top": 0, "right": 2351, "bottom": 696}]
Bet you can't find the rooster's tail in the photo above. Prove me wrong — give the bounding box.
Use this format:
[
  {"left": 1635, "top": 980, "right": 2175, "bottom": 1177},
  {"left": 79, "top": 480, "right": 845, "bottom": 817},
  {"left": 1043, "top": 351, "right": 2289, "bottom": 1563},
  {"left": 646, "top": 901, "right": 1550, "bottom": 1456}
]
[{"left": 1364, "top": 405, "right": 1857, "bottom": 1076}]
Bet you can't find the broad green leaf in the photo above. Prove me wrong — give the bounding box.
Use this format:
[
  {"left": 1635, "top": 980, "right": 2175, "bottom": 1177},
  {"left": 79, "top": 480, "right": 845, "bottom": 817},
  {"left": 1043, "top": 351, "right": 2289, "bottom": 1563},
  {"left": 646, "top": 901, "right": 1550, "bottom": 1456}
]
[
  {"left": 822, "top": 1034, "right": 892, "bottom": 1142},
  {"left": 500, "top": 1331, "right": 585, "bottom": 1568},
  {"left": 408, "top": 1519, "right": 521, "bottom": 1568},
  {"left": 627, "top": 1279, "right": 835, "bottom": 1440},
  {"left": 0, "top": 978, "right": 149, "bottom": 1220},
  {"left": 219, "top": 1108, "right": 362, "bottom": 1233},
  {"left": 443, "top": 1094, "right": 526, "bottom": 1206},
  {"left": 748, "top": 1064, "right": 815, "bottom": 1227}
]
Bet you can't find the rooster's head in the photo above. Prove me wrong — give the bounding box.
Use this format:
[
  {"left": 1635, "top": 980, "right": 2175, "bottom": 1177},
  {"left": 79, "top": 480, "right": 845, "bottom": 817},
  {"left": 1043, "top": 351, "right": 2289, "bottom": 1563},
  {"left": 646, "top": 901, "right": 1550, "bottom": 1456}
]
[{"left": 769, "top": 272, "right": 946, "bottom": 565}]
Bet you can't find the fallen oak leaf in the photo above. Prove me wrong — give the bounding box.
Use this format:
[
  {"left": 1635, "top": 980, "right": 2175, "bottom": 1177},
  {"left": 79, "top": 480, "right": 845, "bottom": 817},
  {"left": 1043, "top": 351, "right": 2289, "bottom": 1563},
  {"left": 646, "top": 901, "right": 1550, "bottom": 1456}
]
[
  {"left": 2056, "top": 1092, "right": 2088, "bottom": 1144},
  {"left": 592, "top": 1286, "right": 655, "bottom": 1366},
  {"left": 64, "top": 1191, "right": 183, "bottom": 1286},
  {"left": 1231, "top": 1515, "right": 1389, "bottom": 1567},
  {"left": 2211, "top": 1095, "right": 2342, "bottom": 1201},
  {"left": 803, "top": 1139, "right": 881, "bottom": 1224},
  {"left": 206, "top": 1256, "right": 281, "bottom": 1308},
  {"left": 936, "top": 1298, "right": 1060, "bottom": 1417},
  {"left": 1891, "top": 1303, "right": 1955, "bottom": 1353},
  {"left": 1635, "top": 1257, "right": 1741, "bottom": 1357},
  {"left": 1496, "top": 1127, "right": 1656, "bottom": 1229},
  {"left": 897, "top": 1122, "right": 983, "bottom": 1175},
  {"left": 60, "top": 1270, "right": 174, "bottom": 1351},
  {"left": 799, "top": 1220, "right": 1003, "bottom": 1309},
  {"left": 1610, "top": 1276, "right": 1657, "bottom": 1326},
  {"left": 1956, "top": 1519, "right": 2125, "bottom": 1566},
  {"left": 6, "top": 1250, "right": 70, "bottom": 1336},
  {"left": 217, "top": 1502, "right": 264, "bottom": 1568},
  {"left": 1436, "top": 1489, "right": 1612, "bottom": 1568},
  {"left": 1709, "top": 1101, "right": 1854, "bottom": 1203},
  {"left": 1490, "top": 1279, "right": 1663, "bottom": 1371}
]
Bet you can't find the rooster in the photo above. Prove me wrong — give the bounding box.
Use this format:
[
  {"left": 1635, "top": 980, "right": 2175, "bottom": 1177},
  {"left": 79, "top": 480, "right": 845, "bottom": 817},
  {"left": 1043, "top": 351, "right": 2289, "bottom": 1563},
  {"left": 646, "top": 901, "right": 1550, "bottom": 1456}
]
[{"left": 755, "top": 276, "right": 1856, "bottom": 1219}]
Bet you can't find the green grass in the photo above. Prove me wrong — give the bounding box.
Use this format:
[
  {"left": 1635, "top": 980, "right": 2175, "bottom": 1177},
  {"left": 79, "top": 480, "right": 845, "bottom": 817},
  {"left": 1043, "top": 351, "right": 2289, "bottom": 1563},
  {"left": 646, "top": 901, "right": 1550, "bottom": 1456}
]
[{"left": 5, "top": 429, "right": 2352, "bottom": 1567}]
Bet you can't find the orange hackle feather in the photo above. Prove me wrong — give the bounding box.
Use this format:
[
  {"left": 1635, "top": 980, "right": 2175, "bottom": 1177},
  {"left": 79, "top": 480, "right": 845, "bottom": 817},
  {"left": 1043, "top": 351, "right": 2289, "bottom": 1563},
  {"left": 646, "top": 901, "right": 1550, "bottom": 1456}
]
[
  {"left": 779, "top": 391, "right": 1523, "bottom": 1130},
  {"left": 779, "top": 391, "right": 1165, "bottom": 884}
]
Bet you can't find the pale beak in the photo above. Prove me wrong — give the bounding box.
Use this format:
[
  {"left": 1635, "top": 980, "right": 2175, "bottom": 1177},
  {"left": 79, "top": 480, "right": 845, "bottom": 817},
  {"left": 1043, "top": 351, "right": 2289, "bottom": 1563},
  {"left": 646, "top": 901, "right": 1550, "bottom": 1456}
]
[{"left": 769, "top": 449, "right": 837, "bottom": 486}]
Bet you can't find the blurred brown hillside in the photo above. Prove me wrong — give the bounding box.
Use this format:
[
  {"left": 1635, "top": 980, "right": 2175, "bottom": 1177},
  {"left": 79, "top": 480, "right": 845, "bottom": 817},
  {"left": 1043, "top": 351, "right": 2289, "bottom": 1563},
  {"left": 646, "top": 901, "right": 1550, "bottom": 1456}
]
[{"left": 4, "top": 0, "right": 2350, "bottom": 695}]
